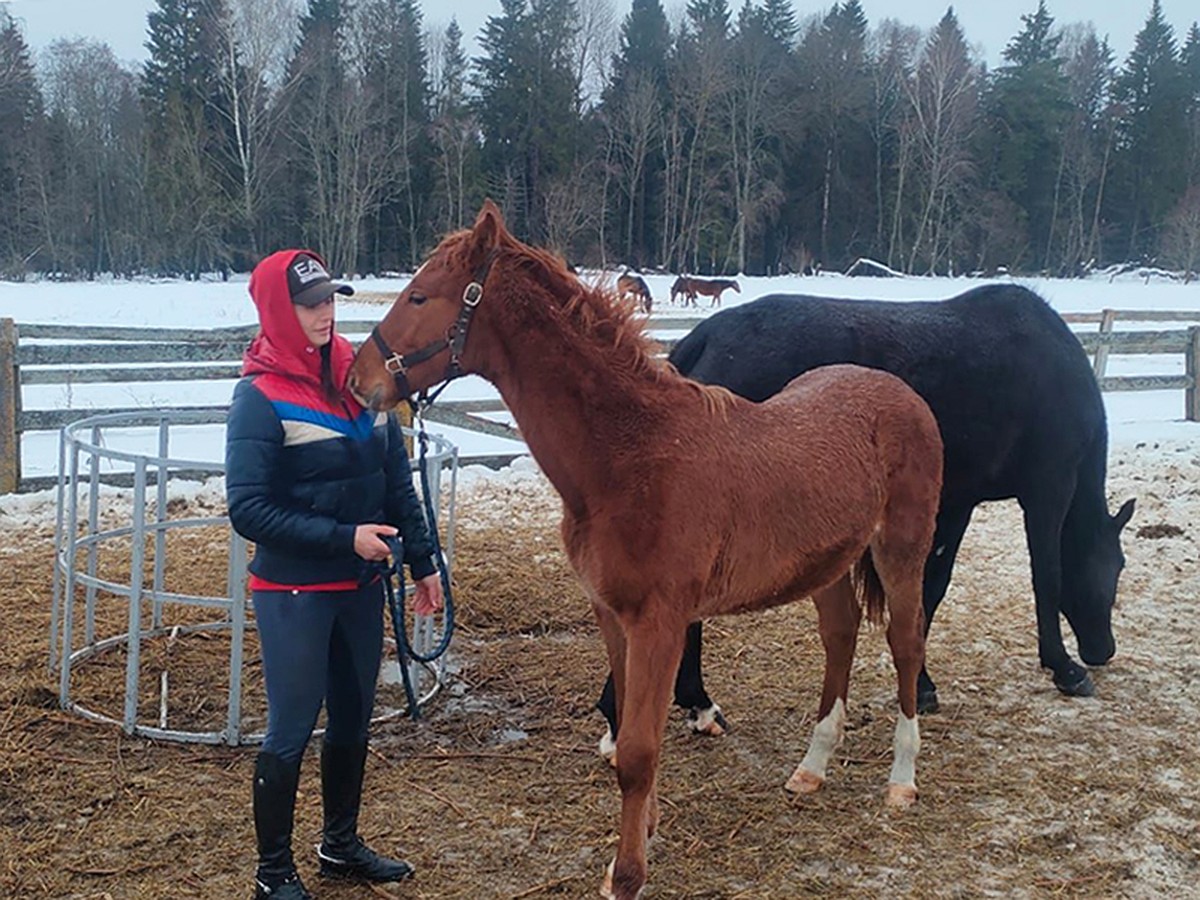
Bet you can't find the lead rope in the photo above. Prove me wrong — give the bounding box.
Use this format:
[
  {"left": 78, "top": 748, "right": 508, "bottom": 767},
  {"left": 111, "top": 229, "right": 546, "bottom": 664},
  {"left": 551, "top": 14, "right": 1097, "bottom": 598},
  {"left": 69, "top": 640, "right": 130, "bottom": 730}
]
[{"left": 380, "top": 402, "right": 456, "bottom": 720}]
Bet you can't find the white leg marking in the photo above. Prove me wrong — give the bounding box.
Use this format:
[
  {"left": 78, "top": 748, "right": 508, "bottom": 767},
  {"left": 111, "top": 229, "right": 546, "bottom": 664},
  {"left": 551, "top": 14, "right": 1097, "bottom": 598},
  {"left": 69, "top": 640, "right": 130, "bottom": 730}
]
[
  {"left": 886, "top": 713, "right": 920, "bottom": 806},
  {"left": 689, "top": 703, "right": 725, "bottom": 736},
  {"left": 786, "top": 698, "right": 846, "bottom": 792},
  {"left": 598, "top": 726, "right": 616, "bottom": 762}
]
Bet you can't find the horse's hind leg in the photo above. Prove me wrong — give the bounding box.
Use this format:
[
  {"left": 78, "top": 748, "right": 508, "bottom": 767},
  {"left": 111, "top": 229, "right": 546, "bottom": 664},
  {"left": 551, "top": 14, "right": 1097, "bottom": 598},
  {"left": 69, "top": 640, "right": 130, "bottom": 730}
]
[
  {"left": 593, "top": 602, "right": 627, "bottom": 764},
  {"left": 676, "top": 621, "right": 726, "bottom": 736},
  {"left": 603, "top": 613, "right": 687, "bottom": 900},
  {"left": 786, "top": 576, "right": 860, "bottom": 796},
  {"left": 873, "top": 536, "right": 930, "bottom": 808},
  {"left": 917, "top": 504, "right": 974, "bottom": 713}
]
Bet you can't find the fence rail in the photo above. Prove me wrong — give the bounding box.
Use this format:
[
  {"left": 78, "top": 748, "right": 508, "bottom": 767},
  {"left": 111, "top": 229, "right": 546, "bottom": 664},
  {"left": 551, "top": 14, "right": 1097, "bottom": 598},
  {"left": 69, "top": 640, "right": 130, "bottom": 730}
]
[{"left": 3, "top": 308, "right": 1198, "bottom": 493}]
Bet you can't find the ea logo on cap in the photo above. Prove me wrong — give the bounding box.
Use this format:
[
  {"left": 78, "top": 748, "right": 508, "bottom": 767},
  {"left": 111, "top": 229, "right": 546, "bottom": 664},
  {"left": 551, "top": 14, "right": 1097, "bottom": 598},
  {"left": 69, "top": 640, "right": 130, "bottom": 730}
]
[{"left": 292, "top": 256, "right": 330, "bottom": 284}]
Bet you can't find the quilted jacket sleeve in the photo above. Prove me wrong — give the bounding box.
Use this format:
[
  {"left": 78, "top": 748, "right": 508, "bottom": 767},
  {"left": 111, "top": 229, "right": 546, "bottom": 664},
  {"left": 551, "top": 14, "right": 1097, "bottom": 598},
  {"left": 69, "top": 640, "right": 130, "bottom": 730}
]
[
  {"left": 384, "top": 414, "right": 437, "bottom": 580},
  {"left": 225, "top": 379, "right": 357, "bottom": 557}
]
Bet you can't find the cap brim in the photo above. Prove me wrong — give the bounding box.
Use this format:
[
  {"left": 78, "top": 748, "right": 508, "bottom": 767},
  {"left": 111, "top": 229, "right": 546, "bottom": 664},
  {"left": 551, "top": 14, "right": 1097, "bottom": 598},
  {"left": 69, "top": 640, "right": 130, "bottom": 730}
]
[{"left": 293, "top": 281, "right": 355, "bottom": 306}]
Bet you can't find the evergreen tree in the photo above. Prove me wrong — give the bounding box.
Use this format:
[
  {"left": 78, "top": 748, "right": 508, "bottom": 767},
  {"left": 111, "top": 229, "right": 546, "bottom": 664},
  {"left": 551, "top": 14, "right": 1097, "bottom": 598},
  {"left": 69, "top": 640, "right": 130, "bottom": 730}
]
[
  {"left": 277, "top": 0, "right": 362, "bottom": 271},
  {"left": 431, "top": 18, "right": 481, "bottom": 232},
  {"left": 358, "top": 0, "right": 433, "bottom": 270},
  {"left": 1110, "top": 0, "right": 1189, "bottom": 260},
  {"left": 0, "top": 11, "right": 45, "bottom": 276},
  {"left": 794, "top": 1, "right": 874, "bottom": 267},
  {"left": 602, "top": 0, "right": 671, "bottom": 265},
  {"left": 141, "top": 0, "right": 239, "bottom": 275},
  {"left": 473, "top": 0, "right": 581, "bottom": 240},
  {"left": 979, "top": 1, "right": 1071, "bottom": 270},
  {"left": 1182, "top": 23, "right": 1200, "bottom": 189}
]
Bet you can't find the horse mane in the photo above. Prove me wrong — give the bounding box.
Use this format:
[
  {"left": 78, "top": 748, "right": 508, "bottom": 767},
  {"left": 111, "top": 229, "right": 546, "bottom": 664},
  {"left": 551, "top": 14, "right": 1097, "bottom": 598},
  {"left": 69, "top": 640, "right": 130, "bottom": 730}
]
[{"left": 443, "top": 229, "right": 672, "bottom": 387}]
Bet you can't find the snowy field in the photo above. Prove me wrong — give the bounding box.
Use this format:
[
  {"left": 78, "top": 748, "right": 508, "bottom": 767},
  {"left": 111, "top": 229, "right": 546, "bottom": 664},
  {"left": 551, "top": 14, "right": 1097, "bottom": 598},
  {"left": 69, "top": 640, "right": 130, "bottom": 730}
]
[{"left": 2, "top": 268, "right": 1199, "bottom": 498}]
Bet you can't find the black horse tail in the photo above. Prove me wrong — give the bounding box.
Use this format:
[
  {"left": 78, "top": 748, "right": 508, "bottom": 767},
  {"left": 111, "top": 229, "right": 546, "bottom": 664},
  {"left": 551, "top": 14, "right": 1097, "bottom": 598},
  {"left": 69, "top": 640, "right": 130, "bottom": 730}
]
[
  {"left": 667, "top": 325, "right": 710, "bottom": 377},
  {"left": 852, "top": 547, "right": 887, "bottom": 626}
]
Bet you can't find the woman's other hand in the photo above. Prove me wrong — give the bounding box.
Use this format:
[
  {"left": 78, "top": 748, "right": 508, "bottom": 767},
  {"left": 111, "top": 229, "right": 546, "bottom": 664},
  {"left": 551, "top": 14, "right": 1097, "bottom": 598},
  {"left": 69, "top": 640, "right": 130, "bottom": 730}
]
[
  {"left": 412, "top": 573, "right": 444, "bottom": 616},
  {"left": 354, "top": 524, "right": 397, "bottom": 561}
]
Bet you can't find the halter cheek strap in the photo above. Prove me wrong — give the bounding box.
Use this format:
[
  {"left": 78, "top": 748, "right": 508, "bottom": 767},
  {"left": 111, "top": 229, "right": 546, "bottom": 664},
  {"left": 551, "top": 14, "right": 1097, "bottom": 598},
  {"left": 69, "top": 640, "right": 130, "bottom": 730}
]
[{"left": 369, "top": 250, "right": 498, "bottom": 401}]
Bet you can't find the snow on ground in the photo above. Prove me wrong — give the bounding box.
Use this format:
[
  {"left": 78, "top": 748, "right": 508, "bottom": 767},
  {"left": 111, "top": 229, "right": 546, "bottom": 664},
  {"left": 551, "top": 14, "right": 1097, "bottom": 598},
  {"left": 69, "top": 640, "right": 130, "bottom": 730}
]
[{"left": 2, "top": 268, "right": 1198, "bottom": 521}]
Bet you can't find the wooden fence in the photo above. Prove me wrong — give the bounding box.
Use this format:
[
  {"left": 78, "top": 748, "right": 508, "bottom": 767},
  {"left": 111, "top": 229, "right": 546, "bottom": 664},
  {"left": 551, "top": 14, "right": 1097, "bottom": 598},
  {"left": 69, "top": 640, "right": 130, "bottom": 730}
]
[{"left": 1, "top": 310, "right": 1197, "bottom": 494}]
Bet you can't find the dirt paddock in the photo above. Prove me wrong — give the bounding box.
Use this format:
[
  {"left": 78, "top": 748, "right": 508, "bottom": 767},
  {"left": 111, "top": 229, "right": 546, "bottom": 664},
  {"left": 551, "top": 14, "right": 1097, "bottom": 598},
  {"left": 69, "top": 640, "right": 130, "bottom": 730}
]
[{"left": 1, "top": 443, "right": 1198, "bottom": 899}]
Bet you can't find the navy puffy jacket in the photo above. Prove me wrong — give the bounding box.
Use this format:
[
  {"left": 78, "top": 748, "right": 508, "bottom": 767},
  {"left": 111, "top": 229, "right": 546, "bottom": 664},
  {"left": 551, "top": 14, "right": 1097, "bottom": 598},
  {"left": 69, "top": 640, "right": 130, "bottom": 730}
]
[
  {"left": 224, "top": 248, "right": 436, "bottom": 586},
  {"left": 225, "top": 378, "right": 436, "bottom": 586}
]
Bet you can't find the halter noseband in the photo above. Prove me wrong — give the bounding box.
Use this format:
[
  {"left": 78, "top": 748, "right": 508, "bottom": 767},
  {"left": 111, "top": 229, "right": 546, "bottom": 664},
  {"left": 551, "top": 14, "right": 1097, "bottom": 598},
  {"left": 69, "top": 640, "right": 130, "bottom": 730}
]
[{"left": 369, "top": 250, "right": 498, "bottom": 402}]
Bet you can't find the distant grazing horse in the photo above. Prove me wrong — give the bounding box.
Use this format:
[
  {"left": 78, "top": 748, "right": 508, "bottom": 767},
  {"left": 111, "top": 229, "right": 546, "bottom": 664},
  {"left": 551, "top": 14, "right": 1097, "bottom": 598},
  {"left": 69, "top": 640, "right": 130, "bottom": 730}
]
[
  {"left": 348, "top": 201, "right": 944, "bottom": 900},
  {"left": 671, "top": 275, "right": 741, "bottom": 307},
  {"left": 617, "top": 273, "right": 652, "bottom": 314},
  {"left": 595, "top": 289, "right": 1135, "bottom": 757}
]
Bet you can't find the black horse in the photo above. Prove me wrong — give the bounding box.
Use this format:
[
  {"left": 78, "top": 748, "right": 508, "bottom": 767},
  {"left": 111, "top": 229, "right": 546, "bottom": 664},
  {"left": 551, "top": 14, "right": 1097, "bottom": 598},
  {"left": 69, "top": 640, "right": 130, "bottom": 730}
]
[{"left": 596, "top": 285, "right": 1135, "bottom": 755}]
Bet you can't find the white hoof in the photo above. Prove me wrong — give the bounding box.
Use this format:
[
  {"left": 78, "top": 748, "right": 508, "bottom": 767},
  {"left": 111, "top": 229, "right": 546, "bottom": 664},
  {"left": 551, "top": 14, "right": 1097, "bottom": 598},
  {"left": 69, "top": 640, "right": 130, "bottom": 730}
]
[
  {"left": 689, "top": 704, "right": 726, "bottom": 736},
  {"left": 598, "top": 727, "right": 617, "bottom": 766}
]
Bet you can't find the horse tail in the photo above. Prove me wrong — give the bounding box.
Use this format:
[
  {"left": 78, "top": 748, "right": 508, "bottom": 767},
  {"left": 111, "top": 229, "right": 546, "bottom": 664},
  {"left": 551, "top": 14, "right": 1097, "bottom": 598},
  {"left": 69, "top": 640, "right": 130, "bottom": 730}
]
[
  {"left": 851, "top": 548, "right": 886, "bottom": 626},
  {"left": 667, "top": 326, "right": 709, "bottom": 377}
]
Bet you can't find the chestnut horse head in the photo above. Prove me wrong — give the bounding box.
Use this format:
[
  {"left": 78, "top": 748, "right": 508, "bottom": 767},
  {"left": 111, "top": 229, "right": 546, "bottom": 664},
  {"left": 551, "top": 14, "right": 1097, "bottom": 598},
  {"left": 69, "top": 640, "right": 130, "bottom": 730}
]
[
  {"left": 348, "top": 200, "right": 509, "bottom": 409},
  {"left": 349, "top": 200, "right": 944, "bottom": 900}
]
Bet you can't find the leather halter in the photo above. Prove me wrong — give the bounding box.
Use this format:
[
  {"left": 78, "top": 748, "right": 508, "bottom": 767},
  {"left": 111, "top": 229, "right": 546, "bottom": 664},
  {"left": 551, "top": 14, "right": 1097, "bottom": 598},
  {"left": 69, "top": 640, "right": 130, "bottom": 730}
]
[{"left": 369, "top": 250, "right": 498, "bottom": 401}]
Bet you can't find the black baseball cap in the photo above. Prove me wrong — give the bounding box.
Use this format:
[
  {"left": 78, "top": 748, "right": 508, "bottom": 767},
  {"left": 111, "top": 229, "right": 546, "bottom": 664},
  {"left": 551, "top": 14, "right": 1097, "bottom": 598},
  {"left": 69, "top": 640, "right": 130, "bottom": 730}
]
[{"left": 287, "top": 252, "right": 354, "bottom": 306}]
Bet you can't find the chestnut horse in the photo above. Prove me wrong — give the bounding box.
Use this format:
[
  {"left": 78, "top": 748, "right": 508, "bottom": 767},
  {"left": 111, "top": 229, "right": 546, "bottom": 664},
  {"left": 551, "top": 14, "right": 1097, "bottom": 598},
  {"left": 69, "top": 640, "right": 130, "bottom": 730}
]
[
  {"left": 348, "top": 201, "right": 943, "bottom": 900},
  {"left": 671, "top": 275, "right": 741, "bottom": 307}
]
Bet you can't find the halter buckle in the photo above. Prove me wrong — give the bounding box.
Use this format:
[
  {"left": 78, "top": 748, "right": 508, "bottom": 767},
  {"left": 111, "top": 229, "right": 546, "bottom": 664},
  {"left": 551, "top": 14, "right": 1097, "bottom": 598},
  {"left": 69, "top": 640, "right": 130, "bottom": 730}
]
[
  {"left": 463, "top": 282, "right": 483, "bottom": 307},
  {"left": 383, "top": 354, "right": 407, "bottom": 375}
]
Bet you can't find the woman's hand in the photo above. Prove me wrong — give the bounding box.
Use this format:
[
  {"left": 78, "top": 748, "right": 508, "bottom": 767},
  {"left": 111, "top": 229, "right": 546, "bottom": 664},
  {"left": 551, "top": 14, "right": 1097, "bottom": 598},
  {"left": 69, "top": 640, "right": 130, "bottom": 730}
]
[
  {"left": 412, "top": 573, "right": 444, "bottom": 616},
  {"left": 354, "top": 524, "right": 397, "bottom": 561}
]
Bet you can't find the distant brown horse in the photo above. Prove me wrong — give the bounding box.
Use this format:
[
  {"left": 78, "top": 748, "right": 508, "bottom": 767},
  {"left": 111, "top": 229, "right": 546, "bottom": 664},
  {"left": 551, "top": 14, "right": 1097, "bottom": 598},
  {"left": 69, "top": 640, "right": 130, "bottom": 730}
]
[
  {"left": 348, "top": 200, "right": 943, "bottom": 900},
  {"left": 616, "top": 273, "right": 652, "bottom": 314},
  {"left": 671, "top": 275, "right": 741, "bottom": 307}
]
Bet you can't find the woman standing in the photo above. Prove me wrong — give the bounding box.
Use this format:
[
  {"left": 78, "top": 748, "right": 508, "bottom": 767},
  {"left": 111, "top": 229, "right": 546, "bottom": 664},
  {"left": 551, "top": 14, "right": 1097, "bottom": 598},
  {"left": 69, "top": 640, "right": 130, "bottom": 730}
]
[{"left": 226, "top": 250, "right": 443, "bottom": 900}]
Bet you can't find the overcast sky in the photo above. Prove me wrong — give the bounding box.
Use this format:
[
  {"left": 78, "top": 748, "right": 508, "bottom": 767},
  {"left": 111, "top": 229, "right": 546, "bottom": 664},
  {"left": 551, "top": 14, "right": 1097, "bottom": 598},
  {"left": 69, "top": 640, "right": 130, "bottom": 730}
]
[{"left": 4, "top": 0, "right": 1197, "bottom": 71}]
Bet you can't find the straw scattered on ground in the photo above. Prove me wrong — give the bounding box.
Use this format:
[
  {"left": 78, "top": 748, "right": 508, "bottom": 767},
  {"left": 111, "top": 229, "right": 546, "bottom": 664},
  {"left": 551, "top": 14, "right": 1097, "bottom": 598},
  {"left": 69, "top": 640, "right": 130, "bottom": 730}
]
[{"left": 1, "top": 442, "right": 1198, "bottom": 899}]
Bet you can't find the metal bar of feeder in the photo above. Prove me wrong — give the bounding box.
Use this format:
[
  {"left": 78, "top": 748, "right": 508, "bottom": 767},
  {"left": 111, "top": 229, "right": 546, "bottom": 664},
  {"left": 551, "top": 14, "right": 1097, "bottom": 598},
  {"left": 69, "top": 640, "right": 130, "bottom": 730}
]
[
  {"left": 123, "top": 458, "right": 147, "bottom": 733},
  {"left": 58, "top": 444, "right": 82, "bottom": 706},
  {"left": 48, "top": 433, "right": 68, "bottom": 674},
  {"left": 84, "top": 423, "right": 102, "bottom": 645},
  {"left": 226, "top": 532, "right": 248, "bottom": 745},
  {"left": 153, "top": 417, "right": 169, "bottom": 629}
]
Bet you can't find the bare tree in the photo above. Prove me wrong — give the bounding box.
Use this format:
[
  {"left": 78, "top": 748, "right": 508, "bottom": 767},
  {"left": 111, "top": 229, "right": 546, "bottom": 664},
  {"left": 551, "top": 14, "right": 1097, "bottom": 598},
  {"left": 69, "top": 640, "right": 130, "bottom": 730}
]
[
  {"left": 571, "top": 0, "right": 618, "bottom": 109},
  {"left": 901, "top": 12, "right": 979, "bottom": 274},
  {"left": 214, "top": 0, "right": 301, "bottom": 259},
  {"left": 1162, "top": 184, "right": 1200, "bottom": 281},
  {"left": 725, "top": 16, "right": 792, "bottom": 273},
  {"left": 543, "top": 162, "right": 602, "bottom": 256},
  {"left": 608, "top": 70, "right": 661, "bottom": 264}
]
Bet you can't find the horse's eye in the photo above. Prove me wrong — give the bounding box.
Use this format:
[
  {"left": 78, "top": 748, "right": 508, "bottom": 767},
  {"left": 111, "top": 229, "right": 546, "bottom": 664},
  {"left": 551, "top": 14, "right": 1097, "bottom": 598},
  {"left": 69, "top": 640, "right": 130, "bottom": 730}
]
[{"left": 410, "top": 293, "right": 428, "bottom": 306}]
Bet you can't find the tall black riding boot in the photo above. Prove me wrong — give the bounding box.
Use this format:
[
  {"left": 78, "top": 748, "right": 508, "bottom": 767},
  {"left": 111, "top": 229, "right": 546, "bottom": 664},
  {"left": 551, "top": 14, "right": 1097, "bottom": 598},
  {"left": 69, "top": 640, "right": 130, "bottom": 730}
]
[
  {"left": 253, "top": 752, "right": 312, "bottom": 900},
  {"left": 317, "top": 739, "right": 414, "bottom": 883}
]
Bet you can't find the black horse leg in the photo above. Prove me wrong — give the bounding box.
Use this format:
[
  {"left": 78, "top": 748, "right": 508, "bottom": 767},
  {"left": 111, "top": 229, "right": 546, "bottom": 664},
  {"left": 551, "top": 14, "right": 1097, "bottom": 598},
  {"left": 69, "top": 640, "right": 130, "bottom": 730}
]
[
  {"left": 675, "top": 621, "right": 726, "bottom": 734},
  {"left": 1021, "top": 479, "right": 1094, "bottom": 696},
  {"left": 917, "top": 505, "right": 974, "bottom": 714},
  {"left": 595, "top": 621, "right": 721, "bottom": 751}
]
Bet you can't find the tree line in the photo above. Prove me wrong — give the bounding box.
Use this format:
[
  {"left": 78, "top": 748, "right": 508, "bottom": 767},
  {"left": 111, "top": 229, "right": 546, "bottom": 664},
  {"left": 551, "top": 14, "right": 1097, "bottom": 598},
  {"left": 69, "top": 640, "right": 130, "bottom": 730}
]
[{"left": 1, "top": 0, "right": 1198, "bottom": 280}]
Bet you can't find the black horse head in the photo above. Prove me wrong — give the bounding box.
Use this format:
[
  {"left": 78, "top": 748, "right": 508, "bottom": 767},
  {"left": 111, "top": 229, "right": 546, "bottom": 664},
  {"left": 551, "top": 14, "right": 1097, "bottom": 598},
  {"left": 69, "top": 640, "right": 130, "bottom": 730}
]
[{"left": 1061, "top": 498, "right": 1135, "bottom": 665}]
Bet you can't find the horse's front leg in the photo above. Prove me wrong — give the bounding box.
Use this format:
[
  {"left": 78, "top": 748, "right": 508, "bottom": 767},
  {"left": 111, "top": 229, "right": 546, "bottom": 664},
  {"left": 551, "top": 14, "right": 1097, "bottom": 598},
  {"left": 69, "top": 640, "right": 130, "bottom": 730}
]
[{"left": 601, "top": 610, "right": 686, "bottom": 900}]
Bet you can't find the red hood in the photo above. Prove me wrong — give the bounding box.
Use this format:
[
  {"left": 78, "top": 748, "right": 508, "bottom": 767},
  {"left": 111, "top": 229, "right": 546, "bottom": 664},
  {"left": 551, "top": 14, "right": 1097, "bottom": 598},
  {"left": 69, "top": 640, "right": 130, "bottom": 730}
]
[{"left": 242, "top": 249, "right": 355, "bottom": 387}]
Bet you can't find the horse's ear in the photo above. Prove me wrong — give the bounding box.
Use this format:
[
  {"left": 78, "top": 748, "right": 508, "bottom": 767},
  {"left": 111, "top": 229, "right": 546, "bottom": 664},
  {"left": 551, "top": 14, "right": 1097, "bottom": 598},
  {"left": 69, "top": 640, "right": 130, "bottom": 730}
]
[
  {"left": 1112, "top": 498, "right": 1135, "bottom": 531},
  {"left": 472, "top": 199, "right": 506, "bottom": 254}
]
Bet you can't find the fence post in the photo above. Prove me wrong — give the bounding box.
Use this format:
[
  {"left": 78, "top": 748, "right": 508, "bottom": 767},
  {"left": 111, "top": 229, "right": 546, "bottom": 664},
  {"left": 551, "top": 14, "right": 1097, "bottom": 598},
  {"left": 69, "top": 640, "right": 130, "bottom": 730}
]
[
  {"left": 1092, "top": 308, "right": 1116, "bottom": 378},
  {"left": 1187, "top": 326, "right": 1200, "bottom": 422},
  {"left": 0, "top": 318, "right": 19, "bottom": 494}
]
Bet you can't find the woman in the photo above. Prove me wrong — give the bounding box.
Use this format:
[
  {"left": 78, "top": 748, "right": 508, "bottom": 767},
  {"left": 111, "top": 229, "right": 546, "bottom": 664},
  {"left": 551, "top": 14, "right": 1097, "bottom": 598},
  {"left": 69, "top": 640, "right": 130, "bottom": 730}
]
[{"left": 225, "top": 250, "right": 443, "bottom": 900}]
